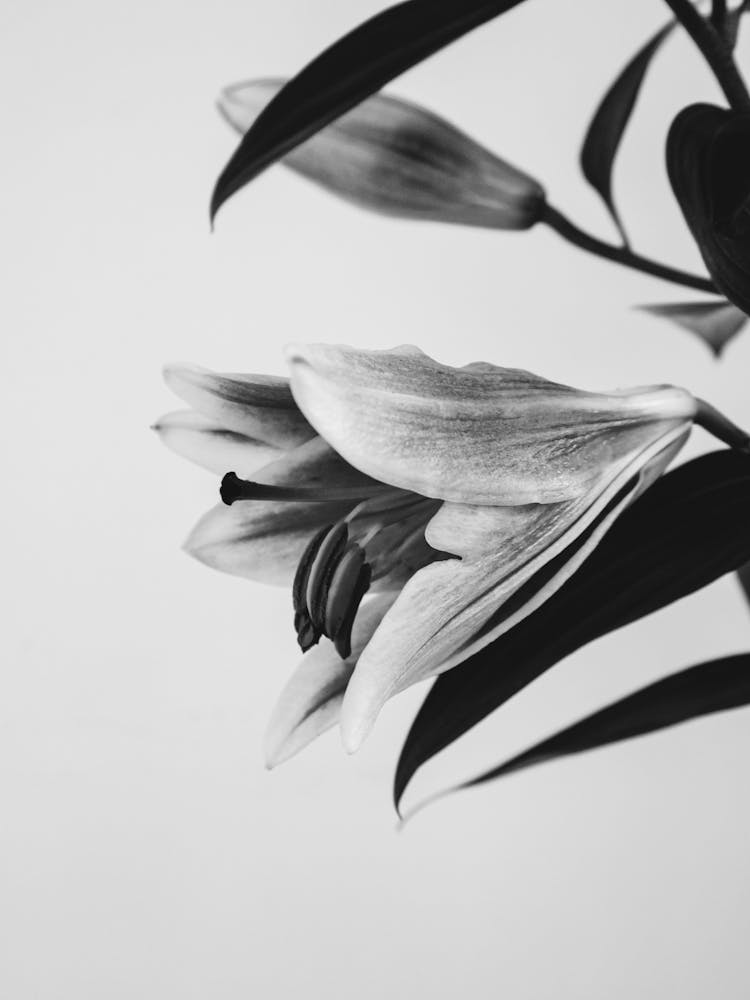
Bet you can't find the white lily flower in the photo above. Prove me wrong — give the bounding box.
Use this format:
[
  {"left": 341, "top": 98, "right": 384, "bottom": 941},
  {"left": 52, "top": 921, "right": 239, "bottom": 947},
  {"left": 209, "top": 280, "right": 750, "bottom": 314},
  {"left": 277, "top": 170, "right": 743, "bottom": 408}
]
[
  {"left": 156, "top": 345, "right": 699, "bottom": 764},
  {"left": 218, "top": 79, "right": 546, "bottom": 230}
]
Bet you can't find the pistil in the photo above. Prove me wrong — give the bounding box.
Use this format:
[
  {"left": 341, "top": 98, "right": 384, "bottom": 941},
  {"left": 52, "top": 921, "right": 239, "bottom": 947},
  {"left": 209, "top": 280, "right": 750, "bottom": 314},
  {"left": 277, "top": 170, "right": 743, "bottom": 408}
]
[{"left": 220, "top": 471, "right": 379, "bottom": 505}]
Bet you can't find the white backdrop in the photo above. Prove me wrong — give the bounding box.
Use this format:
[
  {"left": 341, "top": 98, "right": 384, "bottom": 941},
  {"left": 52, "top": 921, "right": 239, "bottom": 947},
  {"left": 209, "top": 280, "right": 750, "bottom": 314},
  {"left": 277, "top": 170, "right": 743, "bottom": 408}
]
[{"left": 3, "top": 0, "right": 750, "bottom": 996}]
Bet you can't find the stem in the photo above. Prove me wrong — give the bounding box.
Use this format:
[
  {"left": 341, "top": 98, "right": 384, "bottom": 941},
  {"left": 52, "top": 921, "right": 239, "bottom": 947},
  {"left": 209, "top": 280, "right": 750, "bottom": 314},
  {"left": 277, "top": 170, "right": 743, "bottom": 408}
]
[
  {"left": 695, "top": 398, "right": 750, "bottom": 452},
  {"left": 542, "top": 205, "right": 717, "bottom": 292},
  {"left": 663, "top": 0, "right": 750, "bottom": 110},
  {"left": 710, "top": 0, "right": 727, "bottom": 27}
]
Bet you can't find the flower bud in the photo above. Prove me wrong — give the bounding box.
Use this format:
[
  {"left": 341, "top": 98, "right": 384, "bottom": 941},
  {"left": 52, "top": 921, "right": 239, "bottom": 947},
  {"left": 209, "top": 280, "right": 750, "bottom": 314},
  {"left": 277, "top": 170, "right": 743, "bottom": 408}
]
[{"left": 218, "top": 79, "right": 546, "bottom": 230}]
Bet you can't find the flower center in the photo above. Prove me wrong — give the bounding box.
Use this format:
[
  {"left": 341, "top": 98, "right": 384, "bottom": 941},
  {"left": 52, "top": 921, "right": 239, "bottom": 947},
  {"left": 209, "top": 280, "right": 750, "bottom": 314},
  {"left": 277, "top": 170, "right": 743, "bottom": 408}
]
[
  {"left": 220, "top": 471, "right": 441, "bottom": 660},
  {"left": 291, "top": 492, "right": 441, "bottom": 658}
]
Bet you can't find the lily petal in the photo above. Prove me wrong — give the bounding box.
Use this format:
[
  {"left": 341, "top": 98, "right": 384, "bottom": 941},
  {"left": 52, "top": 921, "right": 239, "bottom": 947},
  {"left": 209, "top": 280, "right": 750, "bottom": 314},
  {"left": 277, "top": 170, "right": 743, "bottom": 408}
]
[
  {"left": 340, "top": 425, "right": 690, "bottom": 751},
  {"left": 153, "top": 409, "right": 282, "bottom": 476},
  {"left": 252, "top": 434, "right": 382, "bottom": 492},
  {"left": 163, "top": 363, "right": 315, "bottom": 450},
  {"left": 264, "top": 594, "right": 397, "bottom": 767},
  {"left": 286, "top": 343, "right": 696, "bottom": 505},
  {"left": 185, "top": 498, "right": 353, "bottom": 586},
  {"left": 184, "top": 436, "right": 395, "bottom": 584}
]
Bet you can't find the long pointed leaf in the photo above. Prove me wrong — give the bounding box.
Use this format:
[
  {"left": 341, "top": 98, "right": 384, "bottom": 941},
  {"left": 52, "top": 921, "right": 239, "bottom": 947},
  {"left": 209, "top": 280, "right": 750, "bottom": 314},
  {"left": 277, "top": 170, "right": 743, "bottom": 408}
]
[
  {"left": 637, "top": 299, "right": 748, "bottom": 356},
  {"left": 580, "top": 21, "right": 673, "bottom": 246},
  {"left": 579, "top": 3, "right": 747, "bottom": 247},
  {"left": 395, "top": 450, "right": 750, "bottom": 812},
  {"left": 738, "top": 562, "right": 750, "bottom": 608},
  {"left": 210, "top": 0, "right": 528, "bottom": 221},
  {"left": 416, "top": 654, "right": 750, "bottom": 810}
]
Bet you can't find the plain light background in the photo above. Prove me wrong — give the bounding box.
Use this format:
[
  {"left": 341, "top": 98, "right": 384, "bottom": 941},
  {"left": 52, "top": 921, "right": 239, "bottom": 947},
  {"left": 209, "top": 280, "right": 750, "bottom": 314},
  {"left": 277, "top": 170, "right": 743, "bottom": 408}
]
[{"left": 3, "top": 0, "right": 750, "bottom": 996}]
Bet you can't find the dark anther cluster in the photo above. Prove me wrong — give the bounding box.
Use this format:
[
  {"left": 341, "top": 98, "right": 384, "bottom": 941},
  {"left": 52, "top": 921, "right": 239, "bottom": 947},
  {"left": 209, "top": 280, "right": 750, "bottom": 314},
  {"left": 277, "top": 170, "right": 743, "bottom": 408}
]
[{"left": 292, "top": 522, "right": 372, "bottom": 659}]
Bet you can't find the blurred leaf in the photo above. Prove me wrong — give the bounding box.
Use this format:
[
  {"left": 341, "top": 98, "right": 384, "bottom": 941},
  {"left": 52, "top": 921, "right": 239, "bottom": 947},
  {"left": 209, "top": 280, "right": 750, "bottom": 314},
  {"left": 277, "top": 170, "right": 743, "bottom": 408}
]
[
  {"left": 637, "top": 299, "right": 748, "bottom": 356},
  {"left": 667, "top": 103, "right": 750, "bottom": 314},
  {"left": 417, "top": 653, "right": 750, "bottom": 808},
  {"left": 395, "top": 450, "right": 750, "bottom": 813},
  {"left": 210, "top": 0, "right": 528, "bottom": 221},
  {"left": 580, "top": 21, "right": 673, "bottom": 246}
]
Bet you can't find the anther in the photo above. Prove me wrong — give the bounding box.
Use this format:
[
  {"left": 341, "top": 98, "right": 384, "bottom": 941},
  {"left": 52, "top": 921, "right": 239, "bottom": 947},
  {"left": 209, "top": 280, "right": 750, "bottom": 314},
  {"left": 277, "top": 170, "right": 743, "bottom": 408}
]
[
  {"left": 324, "top": 544, "right": 366, "bottom": 639},
  {"left": 291, "top": 524, "right": 333, "bottom": 652},
  {"left": 333, "top": 562, "right": 372, "bottom": 661},
  {"left": 291, "top": 522, "right": 374, "bottom": 660},
  {"left": 305, "top": 522, "right": 349, "bottom": 632}
]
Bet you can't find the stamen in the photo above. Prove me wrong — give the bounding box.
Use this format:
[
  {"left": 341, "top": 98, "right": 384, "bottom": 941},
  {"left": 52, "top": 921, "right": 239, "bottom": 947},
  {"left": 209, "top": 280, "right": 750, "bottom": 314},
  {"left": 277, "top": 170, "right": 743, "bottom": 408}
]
[
  {"left": 295, "top": 617, "right": 319, "bottom": 653},
  {"left": 291, "top": 523, "right": 374, "bottom": 660},
  {"left": 305, "top": 522, "right": 349, "bottom": 631},
  {"left": 291, "top": 524, "right": 332, "bottom": 652},
  {"left": 333, "top": 563, "right": 372, "bottom": 661},
  {"left": 290, "top": 493, "right": 438, "bottom": 661},
  {"left": 220, "top": 471, "right": 380, "bottom": 505},
  {"left": 324, "top": 544, "right": 366, "bottom": 639}
]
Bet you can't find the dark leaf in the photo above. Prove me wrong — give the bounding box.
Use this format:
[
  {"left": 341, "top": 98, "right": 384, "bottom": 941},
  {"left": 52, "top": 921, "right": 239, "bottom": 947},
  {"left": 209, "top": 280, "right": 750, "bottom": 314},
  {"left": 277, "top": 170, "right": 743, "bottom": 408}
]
[
  {"left": 395, "top": 449, "right": 750, "bottom": 813},
  {"left": 428, "top": 653, "right": 750, "bottom": 804},
  {"left": 210, "top": 0, "right": 528, "bottom": 221},
  {"left": 579, "top": 2, "right": 748, "bottom": 247},
  {"left": 667, "top": 103, "right": 750, "bottom": 314},
  {"left": 580, "top": 21, "right": 673, "bottom": 246},
  {"left": 738, "top": 562, "right": 750, "bottom": 608},
  {"left": 637, "top": 299, "right": 748, "bottom": 356}
]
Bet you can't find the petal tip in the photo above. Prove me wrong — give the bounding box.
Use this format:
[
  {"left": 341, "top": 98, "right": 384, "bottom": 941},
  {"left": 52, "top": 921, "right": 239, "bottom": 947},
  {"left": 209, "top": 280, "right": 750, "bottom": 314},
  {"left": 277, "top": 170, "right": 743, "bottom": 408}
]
[
  {"left": 340, "top": 713, "right": 373, "bottom": 754},
  {"left": 162, "top": 362, "right": 205, "bottom": 394},
  {"left": 182, "top": 515, "right": 218, "bottom": 561},
  {"left": 283, "top": 342, "right": 311, "bottom": 368},
  {"left": 263, "top": 738, "right": 288, "bottom": 770}
]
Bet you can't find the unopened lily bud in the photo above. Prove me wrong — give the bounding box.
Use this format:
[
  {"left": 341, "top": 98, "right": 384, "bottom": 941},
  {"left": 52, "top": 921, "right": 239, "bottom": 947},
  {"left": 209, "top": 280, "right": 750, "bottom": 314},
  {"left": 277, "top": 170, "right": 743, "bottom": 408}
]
[{"left": 218, "top": 79, "right": 546, "bottom": 230}]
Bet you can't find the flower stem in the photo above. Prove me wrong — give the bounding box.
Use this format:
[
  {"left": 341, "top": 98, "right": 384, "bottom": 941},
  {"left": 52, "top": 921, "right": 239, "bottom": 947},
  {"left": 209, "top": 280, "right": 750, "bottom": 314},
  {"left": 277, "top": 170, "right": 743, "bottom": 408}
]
[
  {"left": 542, "top": 204, "right": 716, "bottom": 292},
  {"left": 710, "top": 0, "right": 727, "bottom": 28},
  {"left": 662, "top": 0, "right": 750, "bottom": 111},
  {"left": 695, "top": 398, "right": 750, "bottom": 452}
]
